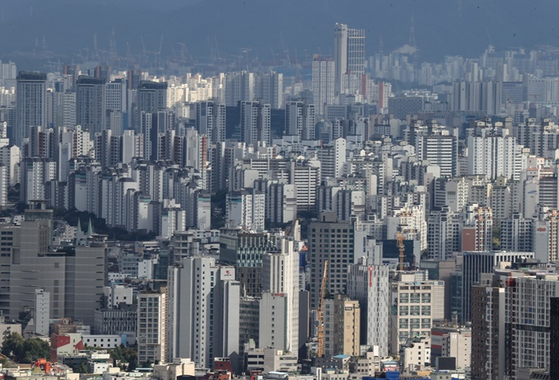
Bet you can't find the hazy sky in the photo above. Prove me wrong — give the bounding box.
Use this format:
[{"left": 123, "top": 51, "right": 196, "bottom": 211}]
[{"left": 0, "top": 0, "right": 557, "bottom": 69}]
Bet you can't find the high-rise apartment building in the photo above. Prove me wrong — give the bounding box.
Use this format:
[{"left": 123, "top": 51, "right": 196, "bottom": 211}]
[
  {"left": 16, "top": 71, "right": 47, "bottom": 147},
  {"left": 312, "top": 56, "right": 335, "bottom": 116},
  {"left": 196, "top": 101, "right": 226, "bottom": 144},
  {"left": 255, "top": 71, "right": 283, "bottom": 109},
  {"left": 240, "top": 100, "right": 271, "bottom": 146},
  {"left": 461, "top": 251, "right": 534, "bottom": 322},
  {"left": 76, "top": 76, "right": 107, "bottom": 135},
  {"left": 347, "top": 257, "right": 390, "bottom": 357},
  {"left": 285, "top": 100, "right": 316, "bottom": 140},
  {"left": 323, "top": 294, "right": 360, "bottom": 357},
  {"left": 137, "top": 289, "right": 167, "bottom": 365},
  {"left": 260, "top": 238, "right": 300, "bottom": 356},
  {"left": 467, "top": 123, "right": 524, "bottom": 181},
  {"left": 166, "top": 256, "right": 240, "bottom": 368}
]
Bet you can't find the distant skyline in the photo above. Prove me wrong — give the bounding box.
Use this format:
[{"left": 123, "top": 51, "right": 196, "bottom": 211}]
[{"left": 0, "top": 0, "right": 557, "bottom": 70}]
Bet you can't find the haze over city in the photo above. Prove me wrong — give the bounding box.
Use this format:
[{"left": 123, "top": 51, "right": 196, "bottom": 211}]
[{"left": 0, "top": 1, "right": 557, "bottom": 380}]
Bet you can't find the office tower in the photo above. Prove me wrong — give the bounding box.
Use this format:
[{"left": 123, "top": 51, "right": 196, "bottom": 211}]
[
  {"left": 220, "top": 230, "right": 276, "bottom": 297},
  {"left": 334, "top": 23, "right": 365, "bottom": 95},
  {"left": 308, "top": 212, "right": 353, "bottom": 308},
  {"left": 551, "top": 298, "right": 559, "bottom": 379},
  {"left": 167, "top": 257, "right": 240, "bottom": 368},
  {"left": 347, "top": 257, "right": 390, "bottom": 357},
  {"left": 106, "top": 79, "right": 126, "bottom": 135},
  {"left": 196, "top": 101, "right": 226, "bottom": 144},
  {"left": 255, "top": 71, "right": 283, "bottom": 109},
  {"left": 461, "top": 251, "right": 534, "bottom": 323},
  {"left": 8, "top": 203, "right": 107, "bottom": 326},
  {"left": 16, "top": 71, "right": 47, "bottom": 147},
  {"left": 34, "top": 288, "right": 50, "bottom": 336},
  {"left": 240, "top": 100, "right": 271, "bottom": 146},
  {"left": 76, "top": 75, "right": 107, "bottom": 134},
  {"left": 137, "top": 81, "right": 168, "bottom": 131},
  {"left": 323, "top": 294, "right": 360, "bottom": 357},
  {"left": 389, "top": 272, "right": 445, "bottom": 353},
  {"left": 312, "top": 56, "right": 335, "bottom": 116},
  {"left": 137, "top": 289, "right": 167, "bottom": 365},
  {"left": 389, "top": 95, "right": 424, "bottom": 119},
  {"left": 260, "top": 238, "right": 300, "bottom": 355},
  {"left": 285, "top": 100, "right": 316, "bottom": 140}
]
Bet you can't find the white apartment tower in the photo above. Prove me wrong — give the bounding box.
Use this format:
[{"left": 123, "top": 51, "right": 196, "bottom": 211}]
[
  {"left": 137, "top": 290, "right": 167, "bottom": 365},
  {"left": 347, "top": 256, "right": 390, "bottom": 357},
  {"left": 312, "top": 56, "right": 335, "bottom": 116},
  {"left": 260, "top": 238, "right": 300, "bottom": 356},
  {"left": 34, "top": 288, "right": 50, "bottom": 336},
  {"left": 167, "top": 257, "right": 240, "bottom": 368}
]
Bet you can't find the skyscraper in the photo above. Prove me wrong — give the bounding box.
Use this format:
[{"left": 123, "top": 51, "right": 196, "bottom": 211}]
[
  {"left": 260, "top": 238, "right": 300, "bottom": 356},
  {"left": 16, "top": 71, "right": 47, "bottom": 147},
  {"left": 334, "top": 23, "right": 365, "bottom": 96},
  {"left": 76, "top": 75, "right": 107, "bottom": 135},
  {"left": 137, "top": 80, "right": 168, "bottom": 132},
  {"left": 167, "top": 256, "right": 240, "bottom": 368},
  {"left": 312, "top": 56, "right": 335, "bottom": 116},
  {"left": 461, "top": 251, "right": 534, "bottom": 322},
  {"left": 308, "top": 212, "right": 353, "bottom": 309}
]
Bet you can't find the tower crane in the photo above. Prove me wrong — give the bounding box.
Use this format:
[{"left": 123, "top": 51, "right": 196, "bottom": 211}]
[
  {"left": 317, "top": 260, "right": 328, "bottom": 358},
  {"left": 397, "top": 231, "right": 405, "bottom": 271}
]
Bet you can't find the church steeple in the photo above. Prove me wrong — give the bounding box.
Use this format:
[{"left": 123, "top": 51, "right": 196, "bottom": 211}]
[{"left": 87, "top": 217, "right": 94, "bottom": 236}]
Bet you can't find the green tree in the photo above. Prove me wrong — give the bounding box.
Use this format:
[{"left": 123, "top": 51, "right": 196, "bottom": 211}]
[
  {"left": 1, "top": 332, "right": 24, "bottom": 361},
  {"left": 22, "top": 339, "right": 50, "bottom": 363}
]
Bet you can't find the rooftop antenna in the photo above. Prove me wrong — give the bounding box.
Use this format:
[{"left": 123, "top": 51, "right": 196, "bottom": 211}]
[
  {"left": 409, "top": 14, "right": 416, "bottom": 48},
  {"left": 93, "top": 31, "right": 99, "bottom": 61}
]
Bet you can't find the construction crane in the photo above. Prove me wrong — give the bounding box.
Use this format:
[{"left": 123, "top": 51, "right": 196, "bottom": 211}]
[
  {"left": 316, "top": 260, "right": 328, "bottom": 358},
  {"left": 397, "top": 231, "right": 405, "bottom": 271}
]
